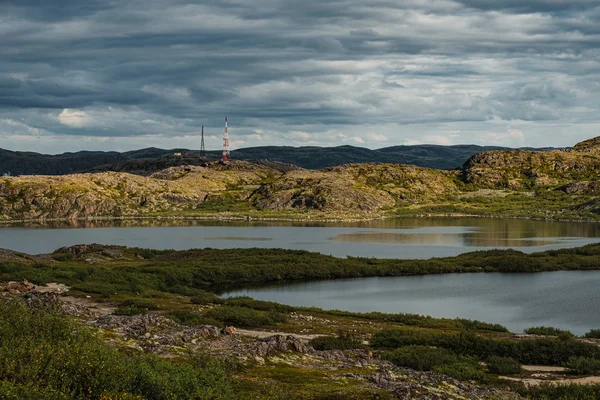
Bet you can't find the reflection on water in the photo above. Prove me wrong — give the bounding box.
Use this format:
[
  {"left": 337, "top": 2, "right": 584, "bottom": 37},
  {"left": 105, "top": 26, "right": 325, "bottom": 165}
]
[
  {"left": 224, "top": 271, "right": 600, "bottom": 335},
  {"left": 200, "top": 237, "right": 273, "bottom": 241},
  {"left": 331, "top": 232, "right": 561, "bottom": 247},
  {"left": 0, "top": 217, "right": 599, "bottom": 258}
]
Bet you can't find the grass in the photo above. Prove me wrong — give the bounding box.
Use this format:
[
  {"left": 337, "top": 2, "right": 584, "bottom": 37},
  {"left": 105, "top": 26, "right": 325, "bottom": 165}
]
[
  {"left": 5, "top": 244, "right": 600, "bottom": 304},
  {"left": 392, "top": 189, "right": 599, "bottom": 221},
  {"left": 0, "top": 299, "right": 240, "bottom": 400},
  {"left": 5, "top": 243, "right": 600, "bottom": 398}
]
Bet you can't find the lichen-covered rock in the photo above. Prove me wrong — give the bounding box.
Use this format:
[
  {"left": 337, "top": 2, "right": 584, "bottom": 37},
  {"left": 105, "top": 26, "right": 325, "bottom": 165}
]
[
  {"left": 253, "top": 163, "right": 458, "bottom": 212},
  {"left": 0, "top": 162, "right": 281, "bottom": 220},
  {"left": 251, "top": 334, "right": 312, "bottom": 356},
  {"left": 463, "top": 138, "right": 600, "bottom": 189},
  {"left": 559, "top": 181, "right": 600, "bottom": 195}
]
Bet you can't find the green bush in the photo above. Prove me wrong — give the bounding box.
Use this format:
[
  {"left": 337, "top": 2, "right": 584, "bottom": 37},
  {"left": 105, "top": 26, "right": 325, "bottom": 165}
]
[
  {"left": 524, "top": 326, "right": 574, "bottom": 337},
  {"left": 50, "top": 252, "right": 73, "bottom": 262},
  {"left": 565, "top": 357, "right": 600, "bottom": 375},
  {"left": 433, "top": 362, "right": 486, "bottom": 381},
  {"left": 384, "top": 345, "right": 485, "bottom": 381},
  {"left": 372, "top": 328, "right": 600, "bottom": 366},
  {"left": 584, "top": 329, "right": 600, "bottom": 339},
  {"left": 204, "top": 306, "right": 287, "bottom": 328},
  {"left": 384, "top": 346, "right": 457, "bottom": 371},
  {"left": 190, "top": 291, "right": 222, "bottom": 305},
  {"left": 114, "top": 298, "right": 160, "bottom": 316},
  {"left": 520, "top": 383, "right": 600, "bottom": 400},
  {"left": 486, "top": 356, "right": 522, "bottom": 375},
  {"left": 167, "top": 310, "right": 221, "bottom": 327},
  {"left": 309, "top": 333, "right": 364, "bottom": 351},
  {"left": 0, "top": 299, "right": 239, "bottom": 399},
  {"left": 9, "top": 244, "right": 600, "bottom": 307},
  {"left": 223, "top": 296, "right": 293, "bottom": 313}
]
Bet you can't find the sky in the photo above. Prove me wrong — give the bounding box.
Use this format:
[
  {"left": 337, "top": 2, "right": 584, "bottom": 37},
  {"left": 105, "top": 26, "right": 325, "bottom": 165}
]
[{"left": 0, "top": 0, "right": 599, "bottom": 154}]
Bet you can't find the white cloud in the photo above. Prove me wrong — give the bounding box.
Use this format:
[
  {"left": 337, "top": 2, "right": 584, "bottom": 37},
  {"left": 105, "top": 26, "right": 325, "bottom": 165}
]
[
  {"left": 286, "top": 131, "right": 313, "bottom": 141},
  {"left": 367, "top": 133, "right": 388, "bottom": 142},
  {"left": 58, "top": 109, "right": 92, "bottom": 128},
  {"left": 425, "top": 135, "right": 453, "bottom": 145}
]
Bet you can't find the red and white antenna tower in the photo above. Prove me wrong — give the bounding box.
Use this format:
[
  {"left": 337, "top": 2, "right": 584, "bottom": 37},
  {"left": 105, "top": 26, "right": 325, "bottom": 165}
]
[{"left": 222, "top": 116, "right": 230, "bottom": 162}]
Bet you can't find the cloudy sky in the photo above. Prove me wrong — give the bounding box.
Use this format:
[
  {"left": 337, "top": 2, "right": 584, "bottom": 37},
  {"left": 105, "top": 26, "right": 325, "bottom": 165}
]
[{"left": 1, "top": 0, "right": 599, "bottom": 153}]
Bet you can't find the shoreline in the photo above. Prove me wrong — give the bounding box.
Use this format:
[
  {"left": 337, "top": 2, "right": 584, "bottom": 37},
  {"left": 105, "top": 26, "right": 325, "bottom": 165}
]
[{"left": 0, "top": 211, "right": 599, "bottom": 226}]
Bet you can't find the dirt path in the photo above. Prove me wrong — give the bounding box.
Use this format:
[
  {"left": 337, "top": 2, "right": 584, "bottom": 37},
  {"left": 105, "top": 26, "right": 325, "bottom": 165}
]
[{"left": 522, "top": 365, "right": 566, "bottom": 372}]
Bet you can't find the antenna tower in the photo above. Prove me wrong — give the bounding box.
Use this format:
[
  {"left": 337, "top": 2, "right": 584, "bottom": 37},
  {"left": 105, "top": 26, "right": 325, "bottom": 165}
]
[
  {"left": 200, "top": 125, "right": 206, "bottom": 157},
  {"left": 222, "top": 116, "right": 230, "bottom": 162}
]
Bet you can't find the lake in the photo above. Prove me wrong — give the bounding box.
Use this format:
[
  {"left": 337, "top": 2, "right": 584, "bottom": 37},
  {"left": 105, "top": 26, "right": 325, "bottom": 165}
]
[
  {"left": 0, "top": 217, "right": 599, "bottom": 258},
  {"left": 1, "top": 217, "right": 600, "bottom": 333},
  {"left": 223, "top": 271, "right": 600, "bottom": 335}
]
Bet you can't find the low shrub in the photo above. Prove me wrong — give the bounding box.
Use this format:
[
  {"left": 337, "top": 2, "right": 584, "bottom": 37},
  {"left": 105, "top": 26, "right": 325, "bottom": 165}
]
[
  {"left": 167, "top": 310, "right": 221, "bottom": 327},
  {"left": 384, "top": 346, "right": 457, "bottom": 371},
  {"left": 114, "top": 298, "right": 160, "bottom": 315},
  {"left": 372, "top": 328, "right": 600, "bottom": 366},
  {"left": 524, "top": 326, "right": 574, "bottom": 337},
  {"left": 520, "top": 383, "right": 600, "bottom": 400},
  {"left": 0, "top": 299, "right": 239, "bottom": 399},
  {"left": 565, "top": 357, "right": 600, "bottom": 375},
  {"left": 585, "top": 329, "right": 600, "bottom": 339},
  {"left": 486, "top": 356, "right": 522, "bottom": 375},
  {"left": 309, "top": 333, "right": 364, "bottom": 351},
  {"left": 190, "top": 291, "right": 222, "bottom": 305},
  {"left": 204, "top": 306, "right": 287, "bottom": 328},
  {"left": 384, "top": 345, "right": 485, "bottom": 382},
  {"left": 51, "top": 252, "right": 73, "bottom": 262},
  {"left": 433, "top": 362, "right": 486, "bottom": 382},
  {"left": 223, "top": 296, "right": 293, "bottom": 313}
]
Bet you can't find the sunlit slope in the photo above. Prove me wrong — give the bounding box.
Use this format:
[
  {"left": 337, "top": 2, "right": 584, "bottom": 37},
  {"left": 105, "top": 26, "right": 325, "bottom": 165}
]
[{"left": 1, "top": 137, "right": 600, "bottom": 220}]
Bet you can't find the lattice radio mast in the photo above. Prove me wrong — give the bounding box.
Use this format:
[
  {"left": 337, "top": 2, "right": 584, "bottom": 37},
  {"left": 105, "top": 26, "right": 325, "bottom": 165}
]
[
  {"left": 200, "top": 125, "right": 206, "bottom": 157},
  {"left": 222, "top": 116, "right": 230, "bottom": 162}
]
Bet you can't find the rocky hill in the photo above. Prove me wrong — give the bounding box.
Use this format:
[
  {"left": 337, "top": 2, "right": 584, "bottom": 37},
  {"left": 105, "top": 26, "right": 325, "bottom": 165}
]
[
  {"left": 463, "top": 140, "right": 600, "bottom": 189},
  {"left": 0, "top": 161, "right": 283, "bottom": 220},
  {"left": 253, "top": 164, "right": 459, "bottom": 212},
  {"left": 0, "top": 137, "right": 599, "bottom": 221}
]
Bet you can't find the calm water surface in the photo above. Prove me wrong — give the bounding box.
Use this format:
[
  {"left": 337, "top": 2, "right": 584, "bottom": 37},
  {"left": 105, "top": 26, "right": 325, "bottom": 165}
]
[
  {"left": 0, "top": 217, "right": 599, "bottom": 258},
  {"left": 2, "top": 217, "right": 600, "bottom": 332},
  {"left": 224, "top": 271, "right": 600, "bottom": 335}
]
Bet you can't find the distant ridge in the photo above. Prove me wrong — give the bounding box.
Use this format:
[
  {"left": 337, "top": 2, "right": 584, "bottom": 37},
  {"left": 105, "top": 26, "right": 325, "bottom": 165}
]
[{"left": 0, "top": 144, "right": 553, "bottom": 176}]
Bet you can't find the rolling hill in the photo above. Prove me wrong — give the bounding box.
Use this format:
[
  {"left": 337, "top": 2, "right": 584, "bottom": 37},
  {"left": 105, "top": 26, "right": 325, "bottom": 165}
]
[{"left": 0, "top": 144, "right": 552, "bottom": 176}]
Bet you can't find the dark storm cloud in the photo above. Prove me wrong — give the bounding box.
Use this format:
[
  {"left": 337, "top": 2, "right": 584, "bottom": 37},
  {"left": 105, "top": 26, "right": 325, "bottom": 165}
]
[
  {"left": 456, "top": 0, "right": 598, "bottom": 12},
  {"left": 0, "top": 0, "right": 598, "bottom": 151},
  {"left": 2, "top": 0, "right": 112, "bottom": 21}
]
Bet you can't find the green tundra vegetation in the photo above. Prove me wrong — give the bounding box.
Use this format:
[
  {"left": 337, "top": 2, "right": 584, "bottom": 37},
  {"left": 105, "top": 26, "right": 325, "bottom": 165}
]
[
  {"left": 2, "top": 243, "right": 600, "bottom": 299},
  {"left": 524, "top": 326, "right": 574, "bottom": 337},
  {"left": 0, "top": 300, "right": 239, "bottom": 400},
  {"left": 4, "top": 244, "right": 600, "bottom": 398}
]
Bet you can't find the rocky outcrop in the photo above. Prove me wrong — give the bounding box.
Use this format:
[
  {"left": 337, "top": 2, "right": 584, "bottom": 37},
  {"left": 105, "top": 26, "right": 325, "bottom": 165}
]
[
  {"left": 250, "top": 335, "right": 312, "bottom": 356},
  {"left": 463, "top": 137, "right": 600, "bottom": 189},
  {"left": 253, "top": 163, "right": 459, "bottom": 212},
  {"left": 90, "top": 314, "right": 226, "bottom": 353},
  {"left": 559, "top": 181, "right": 600, "bottom": 195},
  {"left": 368, "top": 367, "right": 520, "bottom": 400},
  {"left": 0, "top": 162, "right": 282, "bottom": 220}
]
